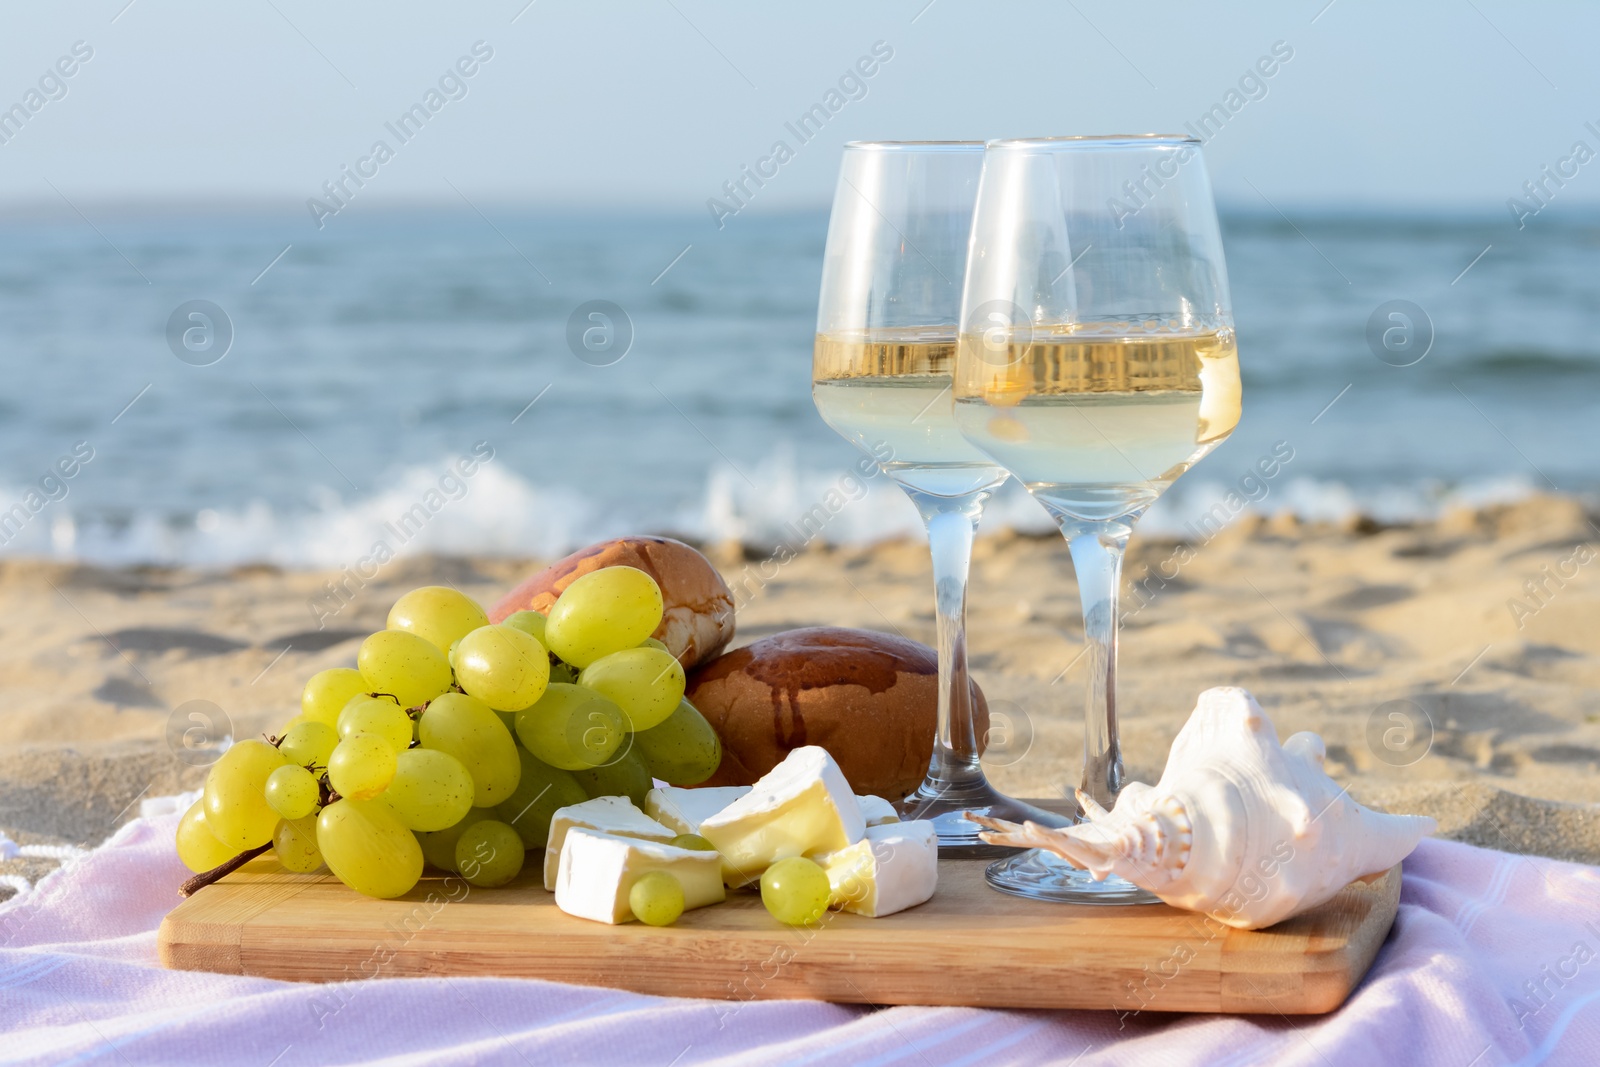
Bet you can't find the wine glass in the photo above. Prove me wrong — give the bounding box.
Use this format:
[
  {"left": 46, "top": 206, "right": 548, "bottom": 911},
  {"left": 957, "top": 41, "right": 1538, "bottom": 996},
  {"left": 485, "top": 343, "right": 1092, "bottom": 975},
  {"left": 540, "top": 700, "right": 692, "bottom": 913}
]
[
  {"left": 954, "top": 134, "right": 1242, "bottom": 901},
  {"left": 812, "top": 141, "right": 1069, "bottom": 855}
]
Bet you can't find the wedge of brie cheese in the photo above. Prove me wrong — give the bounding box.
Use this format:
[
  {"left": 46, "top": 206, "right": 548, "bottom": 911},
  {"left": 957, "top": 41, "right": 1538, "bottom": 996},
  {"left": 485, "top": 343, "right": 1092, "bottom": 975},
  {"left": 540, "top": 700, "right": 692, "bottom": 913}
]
[
  {"left": 543, "top": 795, "right": 675, "bottom": 891},
  {"left": 818, "top": 819, "right": 938, "bottom": 917},
  {"left": 644, "top": 785, "right": 752, "bottom": 836},
  {"left": 697, "top": 746, "right": 866, "bottom": 887},
  {"left": 554, "top": 828, "right": 726, "bottom": 924},
  {"left": 855, "top": 794, "right": 900, "bottom": 827}
]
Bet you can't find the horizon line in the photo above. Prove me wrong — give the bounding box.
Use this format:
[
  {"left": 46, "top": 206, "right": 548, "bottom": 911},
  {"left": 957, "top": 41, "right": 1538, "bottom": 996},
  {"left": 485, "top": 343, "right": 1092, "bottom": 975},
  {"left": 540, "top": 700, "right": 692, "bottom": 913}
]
[{"left": 0, "top": 195, "right": 1593, "bottom": 224}]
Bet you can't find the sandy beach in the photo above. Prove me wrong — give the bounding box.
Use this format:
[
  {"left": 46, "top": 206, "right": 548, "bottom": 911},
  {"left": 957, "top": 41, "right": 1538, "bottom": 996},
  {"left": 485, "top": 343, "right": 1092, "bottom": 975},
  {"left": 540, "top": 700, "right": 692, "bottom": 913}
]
[{"left": 3, "top": 494, "right": 1597, "bottom": 896}]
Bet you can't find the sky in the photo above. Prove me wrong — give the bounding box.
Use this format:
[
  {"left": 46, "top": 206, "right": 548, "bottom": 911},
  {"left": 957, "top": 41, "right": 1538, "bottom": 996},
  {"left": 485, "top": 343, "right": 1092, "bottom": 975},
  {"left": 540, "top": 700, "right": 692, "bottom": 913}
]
[{"left": 0, "top": 0, "right": 1596, "bottom": 227}]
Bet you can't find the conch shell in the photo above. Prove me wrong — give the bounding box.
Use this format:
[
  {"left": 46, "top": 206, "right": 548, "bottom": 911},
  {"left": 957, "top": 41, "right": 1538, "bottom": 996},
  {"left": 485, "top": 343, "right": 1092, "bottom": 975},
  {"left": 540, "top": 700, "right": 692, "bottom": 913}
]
[{"left": 970, "top": 687, "right": 1436, "bottom": 929}]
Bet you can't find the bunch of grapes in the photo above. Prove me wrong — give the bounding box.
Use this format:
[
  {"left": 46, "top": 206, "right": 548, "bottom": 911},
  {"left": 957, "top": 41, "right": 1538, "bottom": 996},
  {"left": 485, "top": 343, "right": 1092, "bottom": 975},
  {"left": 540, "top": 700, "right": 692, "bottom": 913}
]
[{"left": 176, "top": 566, "right": 723, "bottom": 899}]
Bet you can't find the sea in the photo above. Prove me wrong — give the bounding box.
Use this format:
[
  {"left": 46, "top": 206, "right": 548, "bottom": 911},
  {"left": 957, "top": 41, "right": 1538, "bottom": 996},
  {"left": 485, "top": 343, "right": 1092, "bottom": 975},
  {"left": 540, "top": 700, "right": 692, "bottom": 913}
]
[{"left": 0, "top": 204, "right": 1595, "bottom": 566}]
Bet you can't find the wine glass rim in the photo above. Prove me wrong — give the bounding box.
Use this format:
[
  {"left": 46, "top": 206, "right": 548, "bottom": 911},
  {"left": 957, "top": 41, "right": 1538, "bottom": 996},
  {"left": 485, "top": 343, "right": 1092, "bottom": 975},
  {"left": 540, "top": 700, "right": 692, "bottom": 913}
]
[
  {"left": 842, "top": 140, "right": 984, "bottom": 151},
  {"left": 987, "top": 133, "right": 1200, "bottom": 149}
]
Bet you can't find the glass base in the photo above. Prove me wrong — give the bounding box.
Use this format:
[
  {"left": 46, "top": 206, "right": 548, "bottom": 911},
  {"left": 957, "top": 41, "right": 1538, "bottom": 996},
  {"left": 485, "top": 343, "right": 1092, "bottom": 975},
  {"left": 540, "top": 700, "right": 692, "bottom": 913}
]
[
  {"left": 985, "top": 848, "right": 1161, "bottom": 904},
  {"left": 899, "top": 779, "right": 1072, "bottom": 858}
]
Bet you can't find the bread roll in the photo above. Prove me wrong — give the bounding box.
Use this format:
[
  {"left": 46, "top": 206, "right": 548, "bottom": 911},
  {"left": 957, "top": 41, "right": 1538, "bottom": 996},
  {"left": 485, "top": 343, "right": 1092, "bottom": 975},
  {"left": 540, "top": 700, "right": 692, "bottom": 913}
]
[
  {"left": 489, "top": 537, "right": 735, "bottom": 669},
  {"left": 686, "top": 627, "right": 989, "bottom": 801}
]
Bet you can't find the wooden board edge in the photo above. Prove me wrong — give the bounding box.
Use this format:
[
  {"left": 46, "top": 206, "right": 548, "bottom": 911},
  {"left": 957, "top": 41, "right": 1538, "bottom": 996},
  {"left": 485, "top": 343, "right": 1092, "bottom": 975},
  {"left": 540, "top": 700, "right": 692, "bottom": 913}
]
[
  {"left": 1217, "top": 865, "right": 1402, "bottom": 1015},
  {"left": 1311, "top": 865, "right": 1403, "bottom": 1012},
  {"left": 158, "top": 917, "right": 245, "bottom": 975},
  {"left": 151, "top": 815, "right": 1406, "bottom": 1016},
  {"left": 158, "top": 860, "right": 321, "bottom": 975}
]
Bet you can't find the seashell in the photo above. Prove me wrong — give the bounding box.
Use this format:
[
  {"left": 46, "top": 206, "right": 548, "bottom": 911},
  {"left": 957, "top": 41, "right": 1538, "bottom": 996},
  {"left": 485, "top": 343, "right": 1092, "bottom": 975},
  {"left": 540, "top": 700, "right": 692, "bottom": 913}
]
[{"left": 969, "top": 687, "right": 1436, "bottom": 929}]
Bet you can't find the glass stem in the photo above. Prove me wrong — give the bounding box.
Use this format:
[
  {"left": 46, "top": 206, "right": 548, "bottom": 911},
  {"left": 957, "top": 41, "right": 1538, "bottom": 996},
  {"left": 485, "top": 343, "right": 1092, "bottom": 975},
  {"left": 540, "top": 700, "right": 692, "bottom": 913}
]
[
  {"left": 1061, "top": 518, "right": 1133, "bottom": 813},
  {"left": 906, "top": 488, "right": 990, "bottom": 785}
]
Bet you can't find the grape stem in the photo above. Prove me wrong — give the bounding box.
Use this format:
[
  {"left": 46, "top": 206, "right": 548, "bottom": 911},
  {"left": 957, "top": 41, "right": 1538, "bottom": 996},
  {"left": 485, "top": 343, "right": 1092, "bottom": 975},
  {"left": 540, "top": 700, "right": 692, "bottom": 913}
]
[{"left": 179, "top": 843, "right": 271, "bottom": 897}]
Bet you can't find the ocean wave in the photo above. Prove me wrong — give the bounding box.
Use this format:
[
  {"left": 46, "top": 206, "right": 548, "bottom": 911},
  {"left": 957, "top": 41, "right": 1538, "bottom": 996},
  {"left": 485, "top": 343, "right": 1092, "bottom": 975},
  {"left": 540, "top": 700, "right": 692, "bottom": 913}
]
[
  {"left": 1451, "top": 348, "right": 1600, "bottom": 378},
  {"left": 0, "top": 463, "right": 620, "bottom": 568},
  {"left": 0, "top": 452, "right": 1563, "bottom": 567}
]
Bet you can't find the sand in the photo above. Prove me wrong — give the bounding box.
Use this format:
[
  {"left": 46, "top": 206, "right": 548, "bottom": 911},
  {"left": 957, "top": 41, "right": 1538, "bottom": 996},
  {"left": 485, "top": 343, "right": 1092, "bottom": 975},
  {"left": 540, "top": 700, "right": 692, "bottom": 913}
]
[{"left": 2, "top": 494, "right": 1597, "bottom": 896}]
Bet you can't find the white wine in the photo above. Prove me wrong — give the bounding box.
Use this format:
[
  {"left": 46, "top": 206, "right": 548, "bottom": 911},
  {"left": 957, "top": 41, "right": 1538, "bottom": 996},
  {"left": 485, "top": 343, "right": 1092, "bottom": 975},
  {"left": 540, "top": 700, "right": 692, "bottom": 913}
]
[
  {"left": 953, "top": 327, "right": 1241, "bottom": 517},
  {"left": 813, "top": 375, "right": 987, "bottom": 465},
  {"left": 814, "top": 332, "right": 1006, "bottom": 498}
]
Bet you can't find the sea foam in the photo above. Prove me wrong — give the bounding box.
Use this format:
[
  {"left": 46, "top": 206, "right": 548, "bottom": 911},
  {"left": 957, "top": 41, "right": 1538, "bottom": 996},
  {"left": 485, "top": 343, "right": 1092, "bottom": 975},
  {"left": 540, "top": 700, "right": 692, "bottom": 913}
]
[{"left": 0, "top": 450, "right": 1556, "bottom": 567}]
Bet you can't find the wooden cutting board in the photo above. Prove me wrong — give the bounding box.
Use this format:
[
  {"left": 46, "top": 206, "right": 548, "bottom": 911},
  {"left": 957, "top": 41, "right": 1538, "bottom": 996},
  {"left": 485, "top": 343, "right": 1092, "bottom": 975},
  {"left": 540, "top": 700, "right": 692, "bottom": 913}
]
[{"left": 159, "top": 817, "right": 1402, "bottom": 1015}]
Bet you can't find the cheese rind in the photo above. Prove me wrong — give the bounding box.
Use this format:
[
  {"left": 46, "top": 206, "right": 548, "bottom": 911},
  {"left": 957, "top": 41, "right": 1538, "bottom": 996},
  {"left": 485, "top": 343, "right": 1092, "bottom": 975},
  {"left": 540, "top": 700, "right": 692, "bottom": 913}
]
[
  {"left": 819, "top": 820, "right": 938, "bottom": 917},
  {"left": 644, "top": 785, "right": 752, "bottom": 836},
  {"left": 698, "top": 746, "right": 866, "bottom": 887},
  {"left": 856, "top": 794, "right": 900, "bottom": 827},
  {"left": 543, "top": 796, "right": 674, "bottom": 890},
  {"left": 555, "top": 828, "right": 725, "bottom": 924}
]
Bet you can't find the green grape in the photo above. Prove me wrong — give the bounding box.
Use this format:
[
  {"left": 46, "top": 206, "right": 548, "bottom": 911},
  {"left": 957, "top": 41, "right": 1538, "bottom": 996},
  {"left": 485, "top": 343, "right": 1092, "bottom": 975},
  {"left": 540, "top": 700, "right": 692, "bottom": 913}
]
[
  {"left": 629, "top": 871, "right": 685, "bottom": 926},
  {"left": 639, "top": 636, "right": 670, "bottom": 653},
  {"left": 417, "top": 809, "right": 491, "bottom": 872},
  {"left": 337, "top": 695, "right": 413, "bottom": 753},
  {"left": 328, "top": 733, "right": 397, "bottom": 801},
  {"left": 577, "top": 647, "right": 685, "bottom": 732},
  {"left": 279, "top": 720, "right": 339, "bottom": 769},
  {"left": 494, "top": 746, "right": 587, "bottom": 849},
  {"left": 357, "top": 629, "right": 453, "bottom": 708},
  {"left": 513, "top": 683, "right": 625, "bottom": 770},
  {"left": 572, "top": 744, "right": 652, "bottom": 807},
  {"left": 670, "top": 834, "right": 715, "bottom": 852},
  {"left": 274, "top": 816, "right": 324, "bottom": 873},
  {"left": 633, "top": 698, "right": 722, "bottom": 786},
  {"left": 543, "top": 566, "right": 664, "bottom": 668},
  {"left": 418, "top": 692, "right": 522, "bottom": 806},
  {"left": 301, "top": 668, "right": 369, "bottom": 729},
  {"left": 760, "top": 857, "right": 831, "bottom": 926},
  {"left": 384, "top": 748, "right": 475, "bottom": 831},
  {"left": 455, "top": 819, "right": 525, "bottom": 888},
  {"left": 494, "top": 709, "right": 518, "bottom": 734},
  {"left": 501, "top": 610, "right": 548, "bottom": 645},
  {"left": 202, "top": 739, "right": 287, "bottom": 849},
  {"left": 387, "top": 585, "right": 490, "bottom": 654},
  {"left": 317, "top": 798, "right": 423, "bottom": 898},
  {"left": 176, "top": 800, "right": 237, "bottom": 873},
  {"left": 264, "top": 764, "right": 320, "bottom": 820},
  {"left": 454, "top": 624, "right": 550, "bottom": 711}
]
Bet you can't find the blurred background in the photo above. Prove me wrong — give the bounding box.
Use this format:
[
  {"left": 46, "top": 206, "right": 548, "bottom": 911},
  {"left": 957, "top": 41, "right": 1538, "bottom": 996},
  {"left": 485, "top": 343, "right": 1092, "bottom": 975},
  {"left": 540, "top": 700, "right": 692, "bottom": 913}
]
[{"left": 2, "top": 0, "right": 1597, "bottom": 566}]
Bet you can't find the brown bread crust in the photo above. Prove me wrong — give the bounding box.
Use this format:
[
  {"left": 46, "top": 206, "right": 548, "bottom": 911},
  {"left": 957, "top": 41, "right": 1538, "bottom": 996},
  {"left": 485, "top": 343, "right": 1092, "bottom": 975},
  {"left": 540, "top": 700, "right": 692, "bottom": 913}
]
[{"left": 687, "top": 626, "right": 988, "bottom": 801}]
